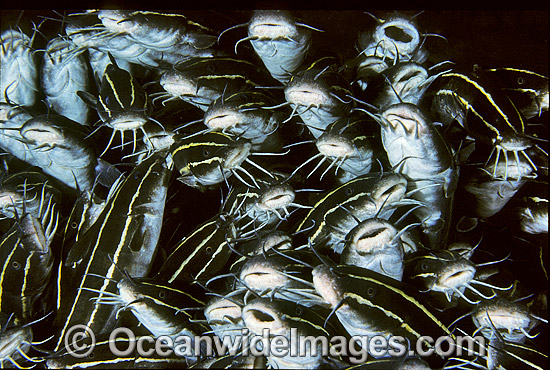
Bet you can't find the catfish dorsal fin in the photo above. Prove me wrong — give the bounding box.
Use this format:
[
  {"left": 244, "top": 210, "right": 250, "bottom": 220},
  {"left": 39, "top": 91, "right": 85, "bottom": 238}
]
[
  {"left": 107, "top": 52, "right": 119, "bottom": 69},
  {"left": 76, "top": 90, "right": 98, "bottom": 108}
]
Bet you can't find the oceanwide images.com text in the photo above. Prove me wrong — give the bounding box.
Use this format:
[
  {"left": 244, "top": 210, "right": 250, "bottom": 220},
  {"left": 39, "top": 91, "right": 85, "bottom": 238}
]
[{"left": 65, "top": 325, "right": 486, "bottom": 364}]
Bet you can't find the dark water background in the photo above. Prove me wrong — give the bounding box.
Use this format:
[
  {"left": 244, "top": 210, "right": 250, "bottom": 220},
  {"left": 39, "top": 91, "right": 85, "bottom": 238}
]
[
  {"left": 1, "top": 10, "right": 548, "bottom": 74},
  {"left": 1, "top": 9, "right": 548, "bottom": 367}
]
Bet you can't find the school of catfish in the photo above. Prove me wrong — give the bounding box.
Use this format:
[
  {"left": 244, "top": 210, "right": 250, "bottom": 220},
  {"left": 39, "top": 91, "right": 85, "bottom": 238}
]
[{"left": 0, "top": 9, "right": 548, "bottom": 370}]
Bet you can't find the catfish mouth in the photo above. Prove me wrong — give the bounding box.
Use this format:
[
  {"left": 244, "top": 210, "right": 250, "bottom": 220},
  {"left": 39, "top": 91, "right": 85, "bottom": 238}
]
[
  {"left": 371, "top": 174, "right": 407, "bottom": 206},
  {"left": 148, "top": 132, "right": 174, "bottom": 151},
  {"left": 382, "top": 103, "right": 428, "bottom": 135},
  {"left": 109, "top": 114, "right": 148, "bottom": 131},
  {"left": 205, "top": 297, "right": 242, "bottom": 325},
  {"left": 204, "top": 110, "right": 242, "bottom": 130},
  {"left": 240, "top": 259, "right": 289, "bottom": 291},
  {"left": 249, "top": 11, "right": 297, "bottom": 40},
  {"left": 223, "top": 141, "right": 251, "bottom": 170},
  {"left": 375, "top": 19, "right": 420, "bottom": 54},
  {"left": 316, "top": 135, "right": 354, "bottom": 158},
  {"left": 396, "top": 67, "right": 428, "bottom": 84},
  {"left": 437, "top": 263, "right": 476, "bottom": 290},
  {"left": 349, "top": 219, "right": 397, "bottom": 254},
  {"left": 495, "top": 136, "right": 532, "bottom": 152},
  {"left": 312, "top": 265, "right": 343, "bottom": 308},
  {"left": 45, "top": 38, "right": 74, "bottom": 59},
  {"left": 384, "top": 25, "right": 414, "bottom": 43},
  {"left": 0, "top": 326, "right": 32, "bottom": 358},
  {"left": 160, "top": 72, "right": 196, "bottom": 97},
  {"left": 20, "top": 125, "right": 65, "bottom": 146},
  {"left": 476, "top": 309, "right": 531, "bottom": 332},
  {"left": 393, "top": 65, "right": 429, "bottom": 94},
  {"left": 242, "top": 300, "right": 285, "bottom": 335},
  {"left": 285, "top": 82, "right": 330, "bottom": 108},
  {"left": 357, "top": 56, "right": 390, "bottom": 76},
  {"left": 255, "top": 232, "right": 293, "bottom": 253},
  {"left": 488, "top": 153, "right": 535, "bottom": 180},
  {"left": 116, "top": 278, "right": 141, "bottom": 306},
  {"left": 258, "top": 185, "right": 295, "bottom": 210}
]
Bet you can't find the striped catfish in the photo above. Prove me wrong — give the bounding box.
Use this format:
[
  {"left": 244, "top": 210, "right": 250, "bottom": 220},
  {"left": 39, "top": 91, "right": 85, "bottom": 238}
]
[
  {"left": 41, "top": 36, "right": 92, "bottom": 125},
  {"left": 0, "top": 207, "right": 57, "bottom": 323},
  {"left": 159, "top": 57, "right": 272, "bottom": 111},
  {"left": 341, "top": 218, "right": 406, "bottom": 281},
  {"left": 0, "top": 29, "right": 39, "bottom": 107},
  {"left": 204, "top": 293, "right": 247, "bottom": 352},
  {"left": 483, "top": 67, "right": 548, "bottom": 119},
  {"left": 0, "top": 315, "right": 42, "bottom": 369},
  {"left": 109, "top": 276, "right": 206, "bottom": 339},
  {"left": 245, "top": 10, "right": 316, "bottom": 85},
  {"left": 379, "top": 103, "right": 458, "bottom": 249},
  {"left": 372, "top": 61, "right": 450, "bottom": 111},
  {"left": 242, "top": 298, "right": 343, "bottom": 369},
  {"left": 357, "top": 12, "right": 429, "bottom": 66},
  {"left": 429, "top": 66, "right": 544, "bottom": 180},
  {"left": 404, "top": 248, "right": 512, "bottom": 308},
  {"left": 284, "top": 56, "right": 354, "bottom": 138},
  {"left": 64, "top": 12, "right": 215, "bottom": 70},
  {"left": 92, "top": 275, "right": 208, "bottom": 362},
  {"left": 96, "top": 10, "right": 218, "bottom": 54},
  {"left": 169, "top": 131, "right": 261, "bottom": 191},
  {"left": 52, "top": 153, "right": 170, "bottom": 352},
  {"left": 306, "top": 112, "right": 377, "bottom": 182},
  {"left": 66, "top": 21, "right": 163, "bottom": 68},
  {"left": 223, "top": 172, "right": 302, "bottom": 233},
  {"left": 519, "top": 196, "right": 548, "bottom": 235},
  {"left": 312, "top": 264, "right": 455, "bottom": 357},
  {"left": 78, "top": 53, "right": 152, "bottom": 157},
  {"left": 46, "top": 334, "right": 192, "bottom": 369},
  {"left": 203, "top": 90, "right": 284, "bottom": 151},
  {"left": 154, "top": 204, "right": 239, "bottom": 285},
  {"left": 471, "top": 297, "right": 543, "bottom": 343},
  {"left": 460, "top": 154, "right": 536, "bottom": 220},
  {"left": 17, "top": 114, "right": 98, "bottom": 191},
  {"left": 235, "top": 249, "right": 325, "bottom": 306},
  {"left": 0, "top": 170, "right": 61, "bottom": 221},
  {"left": 296, "top": 172, "right": 414, "bottom": 254}
]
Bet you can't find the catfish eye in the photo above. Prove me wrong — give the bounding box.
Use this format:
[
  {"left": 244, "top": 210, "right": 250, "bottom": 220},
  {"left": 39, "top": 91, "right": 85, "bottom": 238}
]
[
  {"left": 346, "top": 187, "right": 354, "bottom": 196},
  {"left": 12, "top": 261, "right": 21, "bottom": 270},
  {"left": 158, "top": 291, "right": 166, "bottom": 299},
  {"left": 366, "top": 287, "right": 376, "bottom": 297},
  {"left": 202, "top": 149, "right": 211, "bottom": 158},
  {"left": 517, "top": 77, "right": 525, "bottom": 85},
  {"left": 295, "top": 306, "right": 303, "bottom": 316},
  {"left": 71, "top": 221, "right": 78, "bottom": 229},
  {"left": 205, "top": 246, "right": 213, "bottom": 255},
  {"left": 206, "top": 63, "right": 216, "bottom": 73},
  {"left": 421, "top": 263, "right": 429, "bottom": 271}
]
